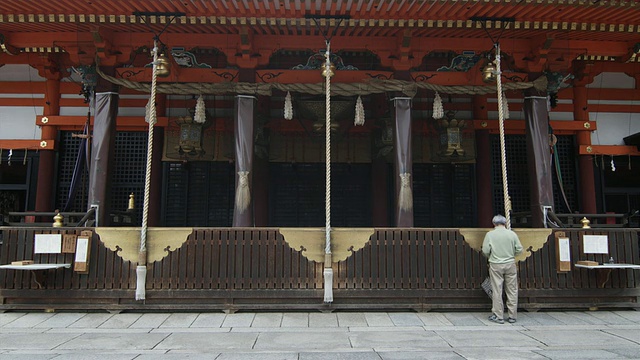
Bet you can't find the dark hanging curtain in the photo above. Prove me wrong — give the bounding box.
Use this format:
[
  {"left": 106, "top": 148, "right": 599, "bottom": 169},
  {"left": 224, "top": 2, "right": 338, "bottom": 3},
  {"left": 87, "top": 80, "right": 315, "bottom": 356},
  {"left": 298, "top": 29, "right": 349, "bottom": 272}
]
[
  {"left": 393, "top": 97, "right": 414, "bottom": 227},
  {"left": 63, "top": 113, "right": 90, "bottom": 212},
  {"left": 87, "top": 92, "right": 119, "bottom": 226},
  {"left": 523, "top": 88, "right": 553, "bottom": 228},
  {"left": 232, "top": 95, "right": 255, "bottom": 227}
]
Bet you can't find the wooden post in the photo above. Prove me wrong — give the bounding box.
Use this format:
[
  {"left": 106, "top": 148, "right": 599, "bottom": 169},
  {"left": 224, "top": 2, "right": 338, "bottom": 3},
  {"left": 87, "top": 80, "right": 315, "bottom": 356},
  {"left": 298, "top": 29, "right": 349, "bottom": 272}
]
[
  {"left": 573, "top": 85, "right": 597, "bottom": 214},
  {"left": 35, "top": 76, "right": 60, "bottom": 213}
]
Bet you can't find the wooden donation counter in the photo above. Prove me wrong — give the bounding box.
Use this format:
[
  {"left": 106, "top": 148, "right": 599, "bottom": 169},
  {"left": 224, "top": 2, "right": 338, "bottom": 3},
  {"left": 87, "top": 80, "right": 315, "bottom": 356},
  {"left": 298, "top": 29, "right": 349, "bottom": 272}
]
[{"left": 575, "top": 263, "right": 640, "bottom": 288}]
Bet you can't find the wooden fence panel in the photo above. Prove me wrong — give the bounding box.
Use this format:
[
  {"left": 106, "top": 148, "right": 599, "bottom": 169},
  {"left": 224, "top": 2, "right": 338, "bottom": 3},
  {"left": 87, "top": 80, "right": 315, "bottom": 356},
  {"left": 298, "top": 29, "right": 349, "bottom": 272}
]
[{"left": 0, "top": 227, "right": 637, "bottom": 310}]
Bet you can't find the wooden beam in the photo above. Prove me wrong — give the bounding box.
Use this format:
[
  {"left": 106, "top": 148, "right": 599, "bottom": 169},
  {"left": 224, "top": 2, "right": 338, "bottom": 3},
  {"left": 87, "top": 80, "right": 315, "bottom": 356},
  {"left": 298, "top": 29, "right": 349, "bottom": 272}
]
[
  {"left": 255, "top": 70, "right": 395, "bottom": 84},
  {"left": 0, "top": 139, "right": 55, "bottom": 150},
  {"left": 115, "top": 67, "right": 240, "bottom": 83},
  {"left": 37, "top": 115, "right": 169, "bottom": 127},
  {"left": 472, "top": 120, "right": 597, "bottom": 132},
  {"left": 579, "top": 145, "right": 640, "bottom": 156}
]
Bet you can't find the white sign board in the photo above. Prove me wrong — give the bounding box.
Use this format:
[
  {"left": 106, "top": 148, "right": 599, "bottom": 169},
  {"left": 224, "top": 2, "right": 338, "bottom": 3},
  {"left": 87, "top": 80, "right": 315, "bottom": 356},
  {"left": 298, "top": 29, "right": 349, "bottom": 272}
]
[
  {"left": 34, "top": 234, "right": 62, "bottom": 254},
  {"left": 583, "top": 235, "right": 609, "bottom": 254},
  {"left": 558, "top": 237, "right": 571, "bottom": 262},
  {"left": 74, "top": 237, "right": 90, "bottom": 262}
]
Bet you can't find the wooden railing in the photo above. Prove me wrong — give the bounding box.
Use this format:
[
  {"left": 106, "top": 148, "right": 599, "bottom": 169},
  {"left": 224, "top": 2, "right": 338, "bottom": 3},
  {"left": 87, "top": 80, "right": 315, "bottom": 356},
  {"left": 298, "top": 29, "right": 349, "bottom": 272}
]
[
  {"left": 3, "top": 208, "right": 96, "bottom": 227},
  {"left": 0, "top": 227, "right": 638, "bottom": 311}
]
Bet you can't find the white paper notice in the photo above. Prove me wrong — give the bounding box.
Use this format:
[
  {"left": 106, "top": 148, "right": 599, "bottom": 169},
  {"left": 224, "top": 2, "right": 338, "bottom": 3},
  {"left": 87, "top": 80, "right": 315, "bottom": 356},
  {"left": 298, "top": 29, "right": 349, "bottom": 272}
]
[
  {"left": 75, "top": 237, "right": 89, "bottom": 262},
  {"left": 559, "top": 237, "right": 571, "bottom": 262},
  {"left": 583, "top": 235, "right": 609, "bottom": 254},
  {"left": 34, "top": 234, "right": 62, "bottom": 254}
]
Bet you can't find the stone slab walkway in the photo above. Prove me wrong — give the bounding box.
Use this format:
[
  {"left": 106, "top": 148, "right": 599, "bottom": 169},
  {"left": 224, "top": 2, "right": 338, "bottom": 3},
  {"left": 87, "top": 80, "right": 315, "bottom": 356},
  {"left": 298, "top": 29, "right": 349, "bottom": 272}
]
[{"left": 0, "top": 310, "right": 639, "bottom": 359}]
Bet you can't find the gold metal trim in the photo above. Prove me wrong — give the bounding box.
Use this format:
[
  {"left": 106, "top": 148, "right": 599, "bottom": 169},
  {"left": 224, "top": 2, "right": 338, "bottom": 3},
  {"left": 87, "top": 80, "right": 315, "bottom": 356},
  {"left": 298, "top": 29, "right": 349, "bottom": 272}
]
[
  {"left": 40, "top": 141, "right": 47, "bottom": 148},
  {"left": 586, "top": 145, "right": 593, "bottom": 153},
  {"left": 41, "top": 116, "right": 49, "bottom": 124},
  {"left": 583, "top": 122, "right": 591, "bottom": 129},
  {"left": 279, "top": 228, "right": 374, "bottom": 263},
  {"left": 96, "top": 227, "right": 193, "bottom": 263},
  {"left": 459, "top": 228, "right": 552, "bottom": 262}
]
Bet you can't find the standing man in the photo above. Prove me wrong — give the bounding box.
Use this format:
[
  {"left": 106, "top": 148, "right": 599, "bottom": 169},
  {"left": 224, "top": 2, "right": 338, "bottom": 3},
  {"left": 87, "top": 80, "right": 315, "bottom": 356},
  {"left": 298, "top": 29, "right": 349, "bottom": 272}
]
[{"left": 482, "top": 214, "right": 523, "bottom": 324}]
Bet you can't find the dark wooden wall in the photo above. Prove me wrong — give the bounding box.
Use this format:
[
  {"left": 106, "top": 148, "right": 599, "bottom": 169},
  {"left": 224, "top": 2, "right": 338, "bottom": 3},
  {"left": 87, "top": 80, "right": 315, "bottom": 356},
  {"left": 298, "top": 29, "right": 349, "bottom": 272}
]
[{"left": 0, "top": 227, "right": 638, "bottom": 311}]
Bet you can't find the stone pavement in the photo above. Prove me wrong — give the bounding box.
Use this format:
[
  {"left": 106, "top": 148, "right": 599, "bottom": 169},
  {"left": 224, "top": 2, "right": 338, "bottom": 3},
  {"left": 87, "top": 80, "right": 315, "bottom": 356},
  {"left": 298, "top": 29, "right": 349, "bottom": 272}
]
[{"left": 0, "top": 310, "right": 639, "bottom": 359}]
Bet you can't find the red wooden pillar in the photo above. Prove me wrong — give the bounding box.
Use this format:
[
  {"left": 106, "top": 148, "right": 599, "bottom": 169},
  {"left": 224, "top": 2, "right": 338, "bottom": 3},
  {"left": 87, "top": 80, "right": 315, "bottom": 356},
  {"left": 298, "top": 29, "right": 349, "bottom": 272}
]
[
  {"left": 35, "top": 76, "right": 60, "bottom": 212},
  {"left": 573, "top": 85, "right": 597, "bottom": 213},
  {"left": 148, "top": 94, "right": 166, "bottom": 226},
  {"left": 473, "top": 95, "right": 493, "bottom": 227}
]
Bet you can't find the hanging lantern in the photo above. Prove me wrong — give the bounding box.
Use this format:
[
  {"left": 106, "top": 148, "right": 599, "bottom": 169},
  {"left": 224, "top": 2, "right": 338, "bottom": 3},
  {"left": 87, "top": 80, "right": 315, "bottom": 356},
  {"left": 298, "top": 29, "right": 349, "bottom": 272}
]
[
  {"left": 436, "top": 111, "right": 466, "bottom": 156},
  {"left": 175, "top": 116, "right": 204, "bottom": 155},
  {"left": 155, "top": 53, "right": 172, "bottom": 77},
  {"left": 482, "top": 61, "right": 497, "bottom": 83}
]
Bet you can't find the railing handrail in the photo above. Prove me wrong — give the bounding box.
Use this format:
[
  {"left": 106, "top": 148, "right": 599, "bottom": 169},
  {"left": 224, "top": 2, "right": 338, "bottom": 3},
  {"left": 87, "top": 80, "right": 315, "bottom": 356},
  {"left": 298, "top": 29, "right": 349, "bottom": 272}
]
[{"left": 3, "top": 209, "right": 96, "bottom": 227}]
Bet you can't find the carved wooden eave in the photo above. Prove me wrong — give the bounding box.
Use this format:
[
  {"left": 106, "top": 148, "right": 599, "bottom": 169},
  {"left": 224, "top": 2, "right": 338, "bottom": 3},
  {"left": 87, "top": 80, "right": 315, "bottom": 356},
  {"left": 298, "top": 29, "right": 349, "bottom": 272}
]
[
  {"left": 0, "top": 0, "right": 638, "bottom": 76},
  {"left": 96, "top": 227, "right": 194, "bottom": 263},
  {"left": 279, "top": 228, "right": 375, "bottom": 263}
]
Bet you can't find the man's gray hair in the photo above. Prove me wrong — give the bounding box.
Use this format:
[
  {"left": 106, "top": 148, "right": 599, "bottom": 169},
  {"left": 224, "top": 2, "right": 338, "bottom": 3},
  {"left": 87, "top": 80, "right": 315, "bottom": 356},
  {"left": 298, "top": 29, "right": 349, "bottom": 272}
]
[{"left": 492, "top": 214, "right": 507, "bottom": 225}]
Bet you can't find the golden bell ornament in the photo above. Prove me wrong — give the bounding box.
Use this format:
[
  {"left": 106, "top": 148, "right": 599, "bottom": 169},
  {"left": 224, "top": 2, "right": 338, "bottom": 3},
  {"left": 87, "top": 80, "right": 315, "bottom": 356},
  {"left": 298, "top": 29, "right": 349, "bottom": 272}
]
[
  {"left": 53, "top": 212, "right": 64, "bottom": 227},
  {"left": 155, "top": 53, "right": 171, "bottom": 77},
  {"left": 128, "top": 193, "right": 135, "bottom": 210},
  {"left": 321, "top": 62, "right": 335, "bottom": 78},
  {"left": 482, "top": 62, "right": 497, "bottom": 83}
]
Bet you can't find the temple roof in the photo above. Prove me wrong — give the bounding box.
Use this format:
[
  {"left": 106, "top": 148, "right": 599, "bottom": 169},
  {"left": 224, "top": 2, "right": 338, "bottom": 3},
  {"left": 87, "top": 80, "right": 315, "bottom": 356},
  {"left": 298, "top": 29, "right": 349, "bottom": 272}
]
[
  {"left": 1, "top": 0, "right": 639, "bottom": 41},
  {"left": 0, "top": 1, "right": 638, "bottom": 75}
]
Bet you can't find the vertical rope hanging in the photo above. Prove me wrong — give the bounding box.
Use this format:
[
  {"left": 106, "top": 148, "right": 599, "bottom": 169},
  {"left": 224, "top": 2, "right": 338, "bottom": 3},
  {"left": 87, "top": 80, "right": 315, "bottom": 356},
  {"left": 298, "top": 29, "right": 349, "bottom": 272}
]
[
  {"left": 495, "top": 42, "right": 512, "bottom": 229},
  {"left": 136, "top": 38, "right": 159, "bottom": 301},
  {"left": 323, "top": 40, "right": 333, "bottom": 303}
]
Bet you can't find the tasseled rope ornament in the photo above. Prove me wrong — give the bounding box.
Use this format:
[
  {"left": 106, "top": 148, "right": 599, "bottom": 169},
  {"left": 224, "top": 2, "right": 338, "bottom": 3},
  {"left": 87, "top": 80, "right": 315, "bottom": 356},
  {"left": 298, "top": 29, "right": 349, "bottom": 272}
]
[
  {"left": 398, "top": 172, "right": 413, "bottom": 211},
  {"left": 284, "top": 91, "right": 293, "bottom": 120},
  {"left": 194, "top": 94, "right": 206, "bottom": 124},
  {"left": 354, "top": 95, "right": 365, "bottom": 126},
  {"left": 235, "top": 171, "right": 251, "bottom": 213},
  {"left": 433, "top": 91, "right": 444, "bottom": 119},
  {"left": 502, "top": 91, "right": 510, "bottom": 120}
]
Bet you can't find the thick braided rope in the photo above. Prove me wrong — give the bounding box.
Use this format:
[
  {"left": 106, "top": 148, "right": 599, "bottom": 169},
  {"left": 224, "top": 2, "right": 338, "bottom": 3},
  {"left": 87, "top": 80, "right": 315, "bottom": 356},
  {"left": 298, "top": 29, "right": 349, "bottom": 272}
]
[
  {"left": 140, "top": 40, "right": 158, "bottom": 253},
  {"left": 324, "top": 44, "right": 332, "bottom": 255},
  {"left": 495, "top": 43, "right": 512, "bottom": 229},
  {"left": 96, "top": 66, "right": 545, "bottom": 97}
]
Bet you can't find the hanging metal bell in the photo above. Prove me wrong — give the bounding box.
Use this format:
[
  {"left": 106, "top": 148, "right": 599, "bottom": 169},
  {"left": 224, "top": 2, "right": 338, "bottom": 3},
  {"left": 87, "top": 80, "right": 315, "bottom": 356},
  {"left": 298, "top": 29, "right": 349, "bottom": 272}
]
[
  {"left": 482, "top": 62, "right": 497, "bottom": 83},
  {"left": 321, "top": 62, "right": 335, "bottom": 78},
  {"left": 156, "top": 53, "right": 171, "bottom": 77}
]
